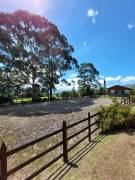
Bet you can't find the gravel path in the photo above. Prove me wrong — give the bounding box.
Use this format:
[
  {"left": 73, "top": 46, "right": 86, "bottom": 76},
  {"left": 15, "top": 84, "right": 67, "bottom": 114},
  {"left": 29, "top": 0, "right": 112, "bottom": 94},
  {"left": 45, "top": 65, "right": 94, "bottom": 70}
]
[{"left": 0, "top": 97, "right": 112, "bottom": 149}]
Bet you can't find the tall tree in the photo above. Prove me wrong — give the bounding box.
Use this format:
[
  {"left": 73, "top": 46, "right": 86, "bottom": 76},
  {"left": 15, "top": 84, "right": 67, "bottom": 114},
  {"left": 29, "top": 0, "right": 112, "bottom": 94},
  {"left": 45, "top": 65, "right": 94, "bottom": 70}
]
[
  {"left": 40, "top": 51, "right": 78, "bottom": 100},
  {"left": 78, "top": 63, "right": 99, "bottom": 96},
  {"left": 0, "top": 10, "right": 78, "bottom": 101}
]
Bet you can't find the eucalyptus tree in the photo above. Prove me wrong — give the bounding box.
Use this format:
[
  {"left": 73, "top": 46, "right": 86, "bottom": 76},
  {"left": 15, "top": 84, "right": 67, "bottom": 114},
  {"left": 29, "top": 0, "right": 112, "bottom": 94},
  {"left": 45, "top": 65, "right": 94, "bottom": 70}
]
[
  {"left": 78, "top": 63, "right": 99, "bottom": 96},
  {"left": 0, "top": 10, "right": 78, "bottom": 101},
  {"left": 41, "top": 51, "right": 78, "bottom": 100}
]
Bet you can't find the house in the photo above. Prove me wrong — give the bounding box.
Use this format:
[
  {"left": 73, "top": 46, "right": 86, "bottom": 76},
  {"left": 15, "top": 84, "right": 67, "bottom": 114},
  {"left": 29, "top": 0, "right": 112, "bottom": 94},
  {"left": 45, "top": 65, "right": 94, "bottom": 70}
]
[{"left": 108, "top": 85, "right": 133, "bottom": 96}]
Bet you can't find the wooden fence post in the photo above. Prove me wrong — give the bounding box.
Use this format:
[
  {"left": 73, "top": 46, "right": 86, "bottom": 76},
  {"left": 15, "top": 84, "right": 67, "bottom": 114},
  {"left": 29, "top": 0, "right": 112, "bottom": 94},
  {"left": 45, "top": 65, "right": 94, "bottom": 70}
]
[
  {"left": 88, "top": 112, "right": 91, "bottom": 142},
  {"left": 0, "top": 142, "right": 7, "bottom": 180},
  {"left": 63, "top": 121, "right": 68, "bottom": 163}
]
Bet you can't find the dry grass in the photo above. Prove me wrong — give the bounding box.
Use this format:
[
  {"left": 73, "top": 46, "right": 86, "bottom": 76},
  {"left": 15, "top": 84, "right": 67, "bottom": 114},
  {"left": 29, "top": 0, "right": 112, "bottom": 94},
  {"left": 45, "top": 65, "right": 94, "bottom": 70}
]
[
  {"left": 2, "top": 130, "right": 135, "bottom": 180},
  {"left": 63, "top": 132, "right": 135, "bottom": 180}
]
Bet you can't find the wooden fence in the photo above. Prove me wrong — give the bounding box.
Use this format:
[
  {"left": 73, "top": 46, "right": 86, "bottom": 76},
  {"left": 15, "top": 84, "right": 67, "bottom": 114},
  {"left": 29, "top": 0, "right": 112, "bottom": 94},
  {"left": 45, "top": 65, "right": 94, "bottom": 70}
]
[
  {"left": 120, "top": 96, "right": 135, "bottom": 106},
  {"left": 0, "top": 112, "right": 101, "bottom": 180}
]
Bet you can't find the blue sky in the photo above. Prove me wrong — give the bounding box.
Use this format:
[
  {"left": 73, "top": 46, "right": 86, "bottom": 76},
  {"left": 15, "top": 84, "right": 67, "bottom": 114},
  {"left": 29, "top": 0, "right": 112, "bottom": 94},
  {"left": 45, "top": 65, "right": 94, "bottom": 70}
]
[{"left": 1, "top": 0, "right": 135, "bottom": 90}]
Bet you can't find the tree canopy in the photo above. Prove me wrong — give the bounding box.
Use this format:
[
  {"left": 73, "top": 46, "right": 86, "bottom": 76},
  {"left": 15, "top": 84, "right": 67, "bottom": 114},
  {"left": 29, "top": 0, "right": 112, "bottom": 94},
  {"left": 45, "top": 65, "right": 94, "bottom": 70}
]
[
  {"left": 78, "top": 63, "right": 99, "bottom": 96},
  {"left": 0, "top": 10, "right": 78, "bottom": 101}
]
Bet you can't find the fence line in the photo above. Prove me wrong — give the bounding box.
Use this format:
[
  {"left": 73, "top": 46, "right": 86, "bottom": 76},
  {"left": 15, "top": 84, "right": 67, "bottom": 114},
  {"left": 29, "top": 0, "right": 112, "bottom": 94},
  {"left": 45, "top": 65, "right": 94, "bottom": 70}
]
[
  {"left": 0, "top": 112, "right": 101, "bottom": 180},
  {"left": 120, "top": 96, "right": 134, "bottom": 106}
]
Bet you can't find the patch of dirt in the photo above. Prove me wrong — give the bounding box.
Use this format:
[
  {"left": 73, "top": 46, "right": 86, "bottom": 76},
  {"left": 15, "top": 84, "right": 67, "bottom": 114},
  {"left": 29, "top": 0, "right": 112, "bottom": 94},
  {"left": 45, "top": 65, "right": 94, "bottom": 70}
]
[{"left": 0, "top": 97, "right": 111, "bottom": 149}]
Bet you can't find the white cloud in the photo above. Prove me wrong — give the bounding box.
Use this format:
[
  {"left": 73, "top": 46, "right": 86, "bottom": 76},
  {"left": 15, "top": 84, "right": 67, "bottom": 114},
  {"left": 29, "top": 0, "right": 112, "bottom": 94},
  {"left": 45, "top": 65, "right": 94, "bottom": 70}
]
[
  {"left": 56, "top": 75, "right": 80, "bottom": 92},
  {"left": 87, "top": 8, "right": 99, "bottom": 24},
  {"left": 100, "top": 75, "right": 135, "bottom": 85},
  {"left": 92, "top": 18, "right": 96, "bottom": 24},
  {"left": 99, "top": 79, "right": 104, "bottom": 85},
  {"left": 56, "top": 74, "right": 135, "bottom": 92},
  {"left": 105, "top": 75, "right": 122, "bottom": 82},
  {"left": 120, "top": 76, "right": 135, "bottom": 83},
  {"left": 83, "top": 41, "right": 87, "bottom": 47},
  {"left": 128, "top": 23, "right": 135, "bottom": 30},
  {"left": 87, "top": 9, "right": 98, "bottom": 17}
]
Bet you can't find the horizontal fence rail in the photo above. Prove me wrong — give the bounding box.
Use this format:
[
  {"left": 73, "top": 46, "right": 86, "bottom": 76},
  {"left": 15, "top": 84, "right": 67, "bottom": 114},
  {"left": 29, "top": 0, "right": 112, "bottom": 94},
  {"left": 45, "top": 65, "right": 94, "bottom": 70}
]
[
  {"left": 0, "top": 111, "right": 101, "bottom": 180},
  {"left": 7, "top": 128, "right": 63, "bottom": 157},
  {"left": 67, "top": 117, "right": 89, "bottom": 129},
  {"left": 7, "top": 141, "right": 63, "bottom": 177}
]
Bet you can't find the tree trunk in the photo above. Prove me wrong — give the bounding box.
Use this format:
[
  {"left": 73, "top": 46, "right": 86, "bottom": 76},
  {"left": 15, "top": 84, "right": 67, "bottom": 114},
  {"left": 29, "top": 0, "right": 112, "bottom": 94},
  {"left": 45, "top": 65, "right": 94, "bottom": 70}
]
[
  {"left": 49, "top": 86, "right": 53, "bottom": 101},
  {"left": 32, "top": 67, "right": 36, "bottom": 102},
  {"left": 32, "top": 84, "right": 36, "bottom": 102}
]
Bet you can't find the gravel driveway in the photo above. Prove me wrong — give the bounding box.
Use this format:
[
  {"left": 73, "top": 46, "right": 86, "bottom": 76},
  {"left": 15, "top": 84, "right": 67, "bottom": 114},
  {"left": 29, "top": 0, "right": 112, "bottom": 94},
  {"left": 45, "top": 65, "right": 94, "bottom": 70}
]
[{"left": 0, "top": 97, "right": 112, "bottom": 150}]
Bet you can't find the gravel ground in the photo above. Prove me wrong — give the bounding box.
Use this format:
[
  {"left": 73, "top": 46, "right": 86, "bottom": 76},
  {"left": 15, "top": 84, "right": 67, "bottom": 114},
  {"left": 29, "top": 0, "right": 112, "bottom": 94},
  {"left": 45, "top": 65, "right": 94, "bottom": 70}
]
[{"left": 0, "top": 97, "right": 112, "bottom": 150}]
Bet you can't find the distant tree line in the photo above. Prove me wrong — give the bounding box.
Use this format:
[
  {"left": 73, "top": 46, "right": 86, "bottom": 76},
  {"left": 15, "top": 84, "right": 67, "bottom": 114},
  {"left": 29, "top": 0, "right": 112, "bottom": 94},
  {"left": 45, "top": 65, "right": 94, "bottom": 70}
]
[{"left": 0, "top": 10, "right": 102, "bottom": 105}]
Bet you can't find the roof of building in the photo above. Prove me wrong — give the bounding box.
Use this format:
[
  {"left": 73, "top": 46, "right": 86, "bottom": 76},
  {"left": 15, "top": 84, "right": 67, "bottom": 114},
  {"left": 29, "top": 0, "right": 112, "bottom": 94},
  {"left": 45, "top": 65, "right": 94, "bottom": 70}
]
[{"left": 108, "top": 85, "right": 133, "bottom": 91}]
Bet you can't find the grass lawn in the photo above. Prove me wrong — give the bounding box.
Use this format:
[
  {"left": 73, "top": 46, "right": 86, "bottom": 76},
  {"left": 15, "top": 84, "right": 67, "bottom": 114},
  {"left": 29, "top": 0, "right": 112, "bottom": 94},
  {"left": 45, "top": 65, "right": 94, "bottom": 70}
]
[
  {"left": 62, "top": 131, "right": 135, "bottom": 180},
  {"left": 7, "top": 131, "right": 135, "bottom": 180},
  {"left": 13, "top": 97, "right": 32, "bottom": 103},
  {"left": 13, "top": 97, "right": 48, "bottom": 103}
]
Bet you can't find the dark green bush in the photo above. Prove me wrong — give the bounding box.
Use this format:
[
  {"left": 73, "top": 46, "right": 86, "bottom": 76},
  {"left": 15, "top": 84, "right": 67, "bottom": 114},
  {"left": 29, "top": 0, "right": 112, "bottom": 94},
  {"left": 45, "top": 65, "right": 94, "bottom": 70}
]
[
  {"left": 131, "top": 95, "right": 135, "bottom": 104},
  {"left": 0, "top": 95, "right": 13, "bottom": 104},
  {"left": 61, "top": 91, "right": 69, "bottom": 99},
  {"left": 100, "top": 99, "right": 135, "bottom": 132}
]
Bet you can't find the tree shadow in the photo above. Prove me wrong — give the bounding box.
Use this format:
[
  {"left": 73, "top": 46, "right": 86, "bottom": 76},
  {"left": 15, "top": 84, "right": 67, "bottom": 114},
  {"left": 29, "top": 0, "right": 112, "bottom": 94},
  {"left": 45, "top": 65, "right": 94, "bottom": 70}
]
[
  {"left": 0, "top": 97, "right": 100, "bottom": 117},
  {"left": 125, "top": 128, "right": 135, "bottom": 136},
  {"left": 46, "top": 134, "right": 105, "bottom": 180},
  {"left": 105, "top": 128, "right": 135, "bottom": 136}
]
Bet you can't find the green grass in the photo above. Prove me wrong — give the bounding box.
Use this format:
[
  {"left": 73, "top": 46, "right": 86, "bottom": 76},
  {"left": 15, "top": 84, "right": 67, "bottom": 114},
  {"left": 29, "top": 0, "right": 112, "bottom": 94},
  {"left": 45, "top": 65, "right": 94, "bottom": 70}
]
[{"left": 13, "top": 97, "right": 32, "bottom": 103}]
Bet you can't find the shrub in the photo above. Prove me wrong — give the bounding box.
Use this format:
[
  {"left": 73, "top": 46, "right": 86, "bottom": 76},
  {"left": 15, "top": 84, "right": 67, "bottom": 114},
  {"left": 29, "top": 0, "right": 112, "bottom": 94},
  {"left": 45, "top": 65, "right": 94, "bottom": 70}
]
[
  {"left": 0, "top": 95, "right": 13, "bottom": 104},
  {"left": 61, "top": 91, "right": 69, "bottom": 99},
  {"left": 131, "top": 95, "right": 135, "bottom": 104},
  {"left": 100, "top": 99, "right": 135, "bottom": 132}
]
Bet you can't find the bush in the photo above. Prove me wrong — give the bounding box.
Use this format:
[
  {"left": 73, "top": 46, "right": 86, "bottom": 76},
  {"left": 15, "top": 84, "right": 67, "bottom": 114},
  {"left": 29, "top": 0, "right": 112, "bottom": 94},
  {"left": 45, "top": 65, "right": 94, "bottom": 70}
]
[
  {"left": 0, "top": 95, "right": 13, "bottom": 104},
  {"left": 131, "top": 95, "right": 135, "bottom": 104},
  {"left": 100, "top": 99, "right": 135, "bottom": 132},
  {"left": 94, "top": 87, "right": 104, "bottom": 96},
  {"left": 79, "top": 86, "right": 94, "bottom": 97},
  {"left": 61, "top": 91, "right": 69, "bottom": 99}
]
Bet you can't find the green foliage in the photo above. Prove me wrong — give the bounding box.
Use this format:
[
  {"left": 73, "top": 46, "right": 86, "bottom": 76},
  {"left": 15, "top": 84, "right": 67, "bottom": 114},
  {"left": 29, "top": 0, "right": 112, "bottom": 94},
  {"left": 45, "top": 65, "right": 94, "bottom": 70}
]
[
  {"left": 0, "top": 95, "right": 13, "bottom": 104},
  {"left": 130, "top": 95, "right": 135, "bottom": 104},
  {"left": 61, "top": 91, "right": 69, "bottom": 99},
  {"left": 130, "top": 89, "right": 135, "bottom": 95},
  {"left": 100, "top": 99, "right": 135, "bottom": 132},
  {"left": 0, "top": 10, "right": 78, "bottom": 102},
  {"left": 78, "top": 84, "right": 94, "bottom": 97},
  {"left": 94, "top": 87, "right": 104, "bottom": 96},
  {"left": 130, "top": 90, "right": 135, "bottom": 104},
  {"left": 60, "top": 90, "right": 79, "bottom": 100},
  {"left": 78, "top": 63, "right": 99, "bottom": 97}
]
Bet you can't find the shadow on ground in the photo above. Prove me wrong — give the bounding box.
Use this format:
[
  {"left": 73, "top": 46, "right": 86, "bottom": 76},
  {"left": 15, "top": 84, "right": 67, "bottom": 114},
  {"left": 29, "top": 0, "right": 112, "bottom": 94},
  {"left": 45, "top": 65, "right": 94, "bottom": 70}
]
[
  {"left": 106, "top": 128, "right": 135, "bottom": 136},
  {"left": 26, "top": 134, "right": 105, "bottom": 180},
  {"left": 0, "top": 97, "right": 96, "bottom": 117},
  {"left": 46, "top": 129, "right": 135, "bottom": 180}
]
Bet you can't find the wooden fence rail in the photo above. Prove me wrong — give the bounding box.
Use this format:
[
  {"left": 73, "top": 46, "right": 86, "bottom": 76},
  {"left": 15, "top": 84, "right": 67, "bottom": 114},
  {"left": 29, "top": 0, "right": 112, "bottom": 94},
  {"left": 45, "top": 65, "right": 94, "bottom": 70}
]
[{"left": 0, "top": 112, "right": 101, "bottom": 180}]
